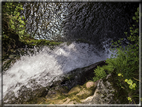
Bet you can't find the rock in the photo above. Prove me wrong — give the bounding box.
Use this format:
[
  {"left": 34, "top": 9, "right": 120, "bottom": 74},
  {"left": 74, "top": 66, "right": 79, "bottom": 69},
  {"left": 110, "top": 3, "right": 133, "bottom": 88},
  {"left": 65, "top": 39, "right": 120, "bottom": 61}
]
[
  {"left": 61, "top": 60, "right": 106, "bottom": 90},
  {"left": 67, "top": 100, "right": 78, "bottom": 104},
  {"left": 9, "top": 54, "right": 16, "bottom": 59},
  {"left": 68, "top": 86, "right": 81, "bottom": 95},
  {"left": 76, "top": 87, "right": 93, "bottom": 99},
  {"left": 86, "top": 81, "right": 96, "bottom": 89},
  {"left": 63, "top": 97, "right": 71, "bottom": 104},
  {"left": 82, "top": 74, "right": 119, "bottom": 104},
  {"left": 81, "top": 95, "right": 94, "bottom": 103},
  {"left": 91, "top": 74, "right": 116, "bottom": 104}
]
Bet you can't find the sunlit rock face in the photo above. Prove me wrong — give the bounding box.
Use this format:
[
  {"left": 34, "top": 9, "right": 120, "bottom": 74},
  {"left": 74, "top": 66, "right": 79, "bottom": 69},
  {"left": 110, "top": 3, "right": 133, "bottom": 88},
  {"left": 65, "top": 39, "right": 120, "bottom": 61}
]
[
  {"left": 91, "top": 74, "right": 117, "bottom": 104},
  {"left": 81, "top": 74, "right": 120, "bottom": 104}
]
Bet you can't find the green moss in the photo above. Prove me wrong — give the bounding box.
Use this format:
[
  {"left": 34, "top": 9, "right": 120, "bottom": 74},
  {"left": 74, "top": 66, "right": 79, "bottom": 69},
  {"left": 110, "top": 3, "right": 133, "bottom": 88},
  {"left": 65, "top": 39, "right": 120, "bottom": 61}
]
[
  {"left": 57, "top": 95, "right": 67, "bottom": 100},
  {"left": 18, "top": 37, "right": 62, "bottom": 48},
  {"left": 20, "top": 37, "right": 63, "bottom": 48}
]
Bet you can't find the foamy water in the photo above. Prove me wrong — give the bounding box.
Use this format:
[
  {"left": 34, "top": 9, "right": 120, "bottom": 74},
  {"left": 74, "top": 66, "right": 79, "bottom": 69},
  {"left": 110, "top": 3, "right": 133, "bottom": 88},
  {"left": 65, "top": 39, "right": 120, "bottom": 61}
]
[{"left": 1, "top": 42, "right": 114, "bottom": 102}]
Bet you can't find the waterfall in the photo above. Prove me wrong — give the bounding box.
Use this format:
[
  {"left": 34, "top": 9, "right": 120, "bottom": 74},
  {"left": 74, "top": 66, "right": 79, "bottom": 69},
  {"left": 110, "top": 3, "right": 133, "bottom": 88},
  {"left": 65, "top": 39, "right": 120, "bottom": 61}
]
[
  {"left": 1, "top": 2, "right": 138, "bottom": 104},
  {"left": 1, "top": 42, "right": 114, "bottom": 103}
]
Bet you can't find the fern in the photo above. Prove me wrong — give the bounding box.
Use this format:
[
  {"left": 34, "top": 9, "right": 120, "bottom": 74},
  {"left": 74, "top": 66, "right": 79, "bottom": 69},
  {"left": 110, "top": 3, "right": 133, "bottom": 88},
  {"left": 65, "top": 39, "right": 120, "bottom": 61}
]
[{"left": 93, "top": 66, "right": 106, "bottom": 82}]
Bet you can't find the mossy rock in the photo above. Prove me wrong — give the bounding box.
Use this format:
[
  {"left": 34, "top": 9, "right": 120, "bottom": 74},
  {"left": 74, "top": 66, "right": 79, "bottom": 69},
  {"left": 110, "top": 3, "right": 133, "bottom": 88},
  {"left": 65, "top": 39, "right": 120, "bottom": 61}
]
[
  {"left": 76, "top": 87, "right": 94, "bottom": 99},
  {"left": 68, "top": 85, "right": 81, "bottom": 95},
  {"left": 20, "top": 38, "right": 63, "bottom": 48}
]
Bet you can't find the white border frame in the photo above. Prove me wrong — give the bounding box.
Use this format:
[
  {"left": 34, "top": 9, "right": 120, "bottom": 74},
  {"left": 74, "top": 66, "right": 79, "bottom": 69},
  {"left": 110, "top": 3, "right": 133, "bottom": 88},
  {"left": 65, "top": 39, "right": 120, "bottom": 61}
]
[{"left": 0, "top": 0, "right": 141, "bottom": 107}]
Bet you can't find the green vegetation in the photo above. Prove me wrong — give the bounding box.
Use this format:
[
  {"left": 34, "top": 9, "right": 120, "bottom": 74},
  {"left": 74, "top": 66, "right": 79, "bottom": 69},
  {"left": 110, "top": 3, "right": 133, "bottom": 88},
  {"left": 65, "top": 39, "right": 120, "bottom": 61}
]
[
  {"left": 2, "top": 2, "right": 27, "bottom": 39},
  {"left": 93, "top": 7, "right": 140, "bottom": 104},
  {"left": 20, "top": 38, "right": 62, "bottom": 48},
  {"left": 2, "top": 2, "right": 27, "bottom": 57}
]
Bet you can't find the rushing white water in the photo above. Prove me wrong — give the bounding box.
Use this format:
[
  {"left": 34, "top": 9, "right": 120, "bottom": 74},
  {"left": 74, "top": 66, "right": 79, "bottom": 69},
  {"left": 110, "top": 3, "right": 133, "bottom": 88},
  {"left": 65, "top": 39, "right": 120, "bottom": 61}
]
[{"left": 1, "top": 42, "right": 114, "bottom": 102}]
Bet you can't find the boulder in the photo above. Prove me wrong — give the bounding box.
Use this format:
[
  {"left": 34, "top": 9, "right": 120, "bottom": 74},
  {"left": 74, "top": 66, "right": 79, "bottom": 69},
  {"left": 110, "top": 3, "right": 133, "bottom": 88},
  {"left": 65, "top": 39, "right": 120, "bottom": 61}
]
[
  {"left": 68, "top": 86, "right": 81, "bottom": 95},
  {"left": 76, "top": 87, "right": 93, "bottom": 99},
  {"left": 81, "top": 74, "right": 120, "bottom": 104},
  {"left": 85, "top": 81, "right": 98, "bottom": 89}
]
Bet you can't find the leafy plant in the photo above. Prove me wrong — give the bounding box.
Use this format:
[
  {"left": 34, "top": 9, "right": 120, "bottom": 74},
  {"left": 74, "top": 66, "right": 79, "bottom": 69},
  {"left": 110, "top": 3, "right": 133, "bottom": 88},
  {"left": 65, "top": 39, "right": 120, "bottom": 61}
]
[
  {"left": 125, "top": 79, "right": 137, "bottom": 90},
  {"left": 93, "top": 66, "right": 107, "bottom": 81},
  {"left": 2, "top": 2, "right": 28, "bottom": 39},
  {"left": 93, "top": 7, "right": 140, "bottom": 104}
]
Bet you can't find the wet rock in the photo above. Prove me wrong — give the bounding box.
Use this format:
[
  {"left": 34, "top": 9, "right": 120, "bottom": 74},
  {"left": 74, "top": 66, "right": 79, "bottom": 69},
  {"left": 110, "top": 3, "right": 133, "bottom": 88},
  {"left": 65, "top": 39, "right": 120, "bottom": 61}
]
[
  {"left": 2, "top": 38, "right": 62, "bottom": 71},
  {"left": 45, "top": 86, "right": 68, "bottom": 99},
  {"left": 61, "top": 60, "right": 106, "bottom": 90},
  {"left": 3, "top": 91, "right": 18, "bottom": 104}
]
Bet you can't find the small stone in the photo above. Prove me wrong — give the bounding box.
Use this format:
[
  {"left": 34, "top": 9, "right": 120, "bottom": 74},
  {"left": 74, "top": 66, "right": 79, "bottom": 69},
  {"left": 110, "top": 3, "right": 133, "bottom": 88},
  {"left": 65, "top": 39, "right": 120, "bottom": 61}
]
[{"left": 86, "top": 81, "right": 96, "bottom": 89}]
